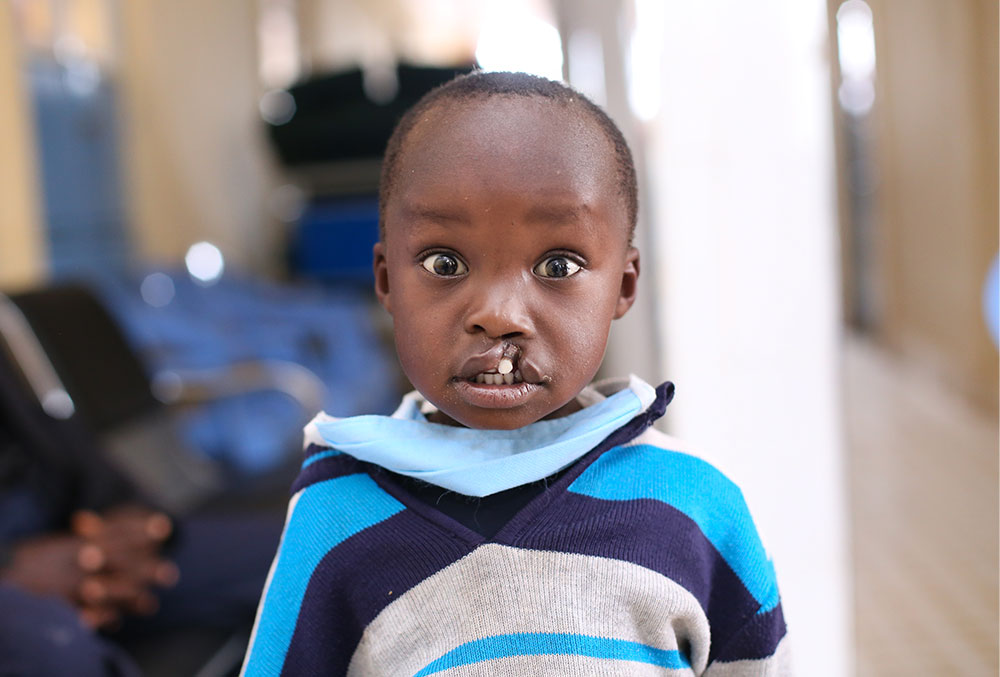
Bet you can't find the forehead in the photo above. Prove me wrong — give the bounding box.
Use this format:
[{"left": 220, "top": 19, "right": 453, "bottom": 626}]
[{"left": 386, "top": 96, "right": 627, "bottom": 238}]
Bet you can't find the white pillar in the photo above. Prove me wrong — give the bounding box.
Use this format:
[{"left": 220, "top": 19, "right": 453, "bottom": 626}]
[{"left": 645, "top": 1, "right": 851, "bottom": 673}]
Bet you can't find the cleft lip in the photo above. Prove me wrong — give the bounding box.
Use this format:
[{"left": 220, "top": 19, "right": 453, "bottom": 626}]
[
  {"left": 515, "top": 357, "right": 548, "bottom": 385},
  {"left": 457, "top": 348, "right": 505, "bottom": 381},
  {"left": 457, "top": 342, "right": 538, "bottom": 382}
]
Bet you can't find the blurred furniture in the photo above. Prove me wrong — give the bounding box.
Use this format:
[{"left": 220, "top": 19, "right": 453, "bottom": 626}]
[
  {"left": 290, "top": 195, "right": 380, "bottom": 284},
  {"left": 0, "top": 283, "right": 326, "bottom": 515},
  {"left": 28, "top": 57, "right": 130, "bottom": 278},
  {"left": 268, "top": 64, "right": 473, "bottom": 285},
  {"left": 267, "top": 64, "right": 474, "bottom": 168}
]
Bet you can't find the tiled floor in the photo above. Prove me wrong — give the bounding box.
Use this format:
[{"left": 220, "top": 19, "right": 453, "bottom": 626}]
[{"left": 844, "top": 336, "right": 999, "bottom": 675}]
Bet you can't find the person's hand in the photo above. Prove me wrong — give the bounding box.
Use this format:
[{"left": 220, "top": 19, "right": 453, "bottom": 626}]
[
  {"left": 70, "top": 505, "right": 180, "bottom": 628},
  {"left": 1, "top": 532, "right": 92, "bottom": 601},
  {"left": 1, "top": 505, "right": 179, "bottom": 629}
]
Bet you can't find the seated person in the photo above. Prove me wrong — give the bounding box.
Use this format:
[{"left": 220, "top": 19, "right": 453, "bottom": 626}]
[
  {"left": 242, "top": 72, "right": 790, "bottom": 675},
  {"left": 0, "top": 347, "right": 282, "bottom": 676}
]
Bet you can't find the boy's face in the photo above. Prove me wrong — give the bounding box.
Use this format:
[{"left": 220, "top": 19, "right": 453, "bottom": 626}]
[{"left": 374, "top": 97, "right": 639, "bottom": 429}]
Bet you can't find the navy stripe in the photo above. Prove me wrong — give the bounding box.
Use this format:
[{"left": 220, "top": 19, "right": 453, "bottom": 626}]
[
  {"left": 511, "top": 491, "right": 764, "bottom": 664},
  {"left": 279, "top": 509, "right": 474, "bottom": 676},
  {"left": 712, "top": 602, "right": 786, "bottom": 663},
  {"left": 291, "top": 449, "right": 367, "bottom": 494},
  {"left": 302, "top": 449, "right": 340, "bottom": 468},
  {"left": 569, "top": 444, "right": 779, "bottom": 613},
  {"left": 489, "top": 382, "right": 674, "bottom": 543},
  {"left": 304, "top": 442, "right": 331, "bottom": 458},
  {"left": 244, "top": 475, "right": 405, "bottom": 676}
]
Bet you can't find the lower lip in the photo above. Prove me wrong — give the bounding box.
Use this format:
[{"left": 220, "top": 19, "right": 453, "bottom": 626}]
[{"left": 453, "top": 380, "right": 542, "bottom": 409}]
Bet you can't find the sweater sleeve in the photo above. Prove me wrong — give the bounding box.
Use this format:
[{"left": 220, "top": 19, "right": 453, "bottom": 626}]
[
  {"left": 703, "top": 603, "right": 792, "bottom": 675},
  {"left": 700, "top": 482, "right": 790, "bottom": 676}
]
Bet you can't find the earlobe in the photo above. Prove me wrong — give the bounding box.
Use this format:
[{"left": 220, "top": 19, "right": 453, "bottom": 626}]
[
  {"left": 613, "top": 247, "right": 640, "bottom": 319},
  {"left": 373, "top": 241, "right": 391, "bottom": 314}
]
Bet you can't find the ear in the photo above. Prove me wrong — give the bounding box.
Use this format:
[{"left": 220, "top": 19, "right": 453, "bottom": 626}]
[
  {"left": 373, "top": 241, "right": 391, "bottom": 314},
  {"left": 613, "top": 247, "right": 640, "bottom": 319}
]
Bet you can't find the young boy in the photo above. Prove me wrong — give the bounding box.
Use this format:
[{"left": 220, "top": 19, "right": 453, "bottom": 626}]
[{"left": 242, "top": 71, "right": 789, "bottom": 676}]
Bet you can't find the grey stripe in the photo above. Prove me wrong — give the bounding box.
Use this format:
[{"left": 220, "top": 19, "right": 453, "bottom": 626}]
[
  {"left": 703, "top": 636, "right": 794, "bottom": 677},
  {"left": 347, "top": 544, "right": 709, "bottom": 676}
]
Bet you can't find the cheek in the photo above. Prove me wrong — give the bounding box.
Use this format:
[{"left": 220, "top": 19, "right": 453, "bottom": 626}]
[
  {"left": 539, "top": 286, "right": 615, "bottom": 372},
  {"left": 562, "top": 316, "right": 611, "bottom": 370},
  {"left": 391, "top": 293, "right": 454, "bottom": 387}
]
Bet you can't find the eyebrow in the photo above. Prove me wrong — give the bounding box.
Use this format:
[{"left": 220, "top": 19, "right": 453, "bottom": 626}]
[
  {"left": 523, "top": 203, "right": 589, "bottom": 225},
  {"left": 399, "top": 200, "right": 597, "bottom": 233},
  {"left": 401, "top": 204, "right": 470, "bottom": 225}
]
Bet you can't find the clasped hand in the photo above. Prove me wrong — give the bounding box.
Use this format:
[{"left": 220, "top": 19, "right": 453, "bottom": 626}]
[{"left": 1, "top": 505, "right": 179, "bottom": 629}]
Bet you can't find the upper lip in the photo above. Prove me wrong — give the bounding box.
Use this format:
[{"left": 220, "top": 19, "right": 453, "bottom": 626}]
[
  {"left": 456, "top": 344, "right": 545, "bottom": 384},
  {"left": 457, "top": 345, "right": 507, "bottom": 380}
]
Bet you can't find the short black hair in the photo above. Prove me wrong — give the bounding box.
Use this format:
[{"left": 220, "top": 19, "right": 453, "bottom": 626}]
[{"left": 378, "top": 71, "right": 638, "bottom": 243}]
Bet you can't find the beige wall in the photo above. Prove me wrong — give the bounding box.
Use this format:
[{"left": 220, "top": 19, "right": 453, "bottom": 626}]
[
  {"left": 868, "top": 0, "right": 998, "bottom": 412},
  {"left": 117, "top": 0, "right": 278, "bottom": 272},
  {"left": 0, "top": 2, "right": 46, "bottom": 291}
]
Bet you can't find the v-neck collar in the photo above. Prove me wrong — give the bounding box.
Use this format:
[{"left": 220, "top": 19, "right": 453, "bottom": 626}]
[
  {"left": 364, "top": 381, "right": 674, "bottom": 548},
  {"left": 307, "top": 376, "right": 657, "bottom": 498}
]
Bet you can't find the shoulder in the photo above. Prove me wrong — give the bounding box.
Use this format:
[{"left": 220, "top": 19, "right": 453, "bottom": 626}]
[
  {"left": 294, "top": 408, "right": 378, "bottom": 494},
  {"left": 268, "top": 444, "right": 406, "bottom": 583},
  {"left": 572, "top": 425, "right": 749, "bottom": 514},
  {"left": 570, "top": 427, "right": 781, "bottom": 614},
  {"left": 289, "top": 441, "right": 384, "bottom": 500},
  {"left": 302, "top": 411, "right": 340, "bottom": 450},
  {"left": 629, "top": 425, "right": 728, "bottom": 470}
]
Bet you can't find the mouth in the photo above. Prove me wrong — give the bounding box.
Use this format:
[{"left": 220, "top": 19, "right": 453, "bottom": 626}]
[
  {"left": 467, "top": 367, "right": 524, "bottom": 386},
  {"left": 452, "top": 378, "right": 541, "bottom": 409},
  {"left": 452, "top": 344, "right": 545, "bottom": 409}
]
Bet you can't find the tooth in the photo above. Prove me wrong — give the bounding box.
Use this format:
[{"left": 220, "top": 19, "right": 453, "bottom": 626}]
[
  {"left": 514, "top": 369, "right": 522, "bottom": 382},
  {"left": 498, "top": 358, "right": 513, "bottom": 375},
  {"left": 485, "top": 373, "right": 496, "bottom": 385},
  {"left": 476, "top": 373, "right": 485, "bottom": 384},
  {"left": 503, "top": 372, "right": 513, "bottom": 385}
]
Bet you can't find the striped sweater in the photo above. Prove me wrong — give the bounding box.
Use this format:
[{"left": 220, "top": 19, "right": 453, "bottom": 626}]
[{"left": 242, "top": 383, "right": 790, "bottom": 675}]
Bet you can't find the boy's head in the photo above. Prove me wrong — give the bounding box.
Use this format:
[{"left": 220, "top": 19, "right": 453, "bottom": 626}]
[{"left": 374, "top": 71, "right": 640, "bottom": 430}]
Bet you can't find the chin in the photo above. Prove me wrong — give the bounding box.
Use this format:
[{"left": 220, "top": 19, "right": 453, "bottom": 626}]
[{"left": 448, "top": 409, "right": 540, "bottom": 431}]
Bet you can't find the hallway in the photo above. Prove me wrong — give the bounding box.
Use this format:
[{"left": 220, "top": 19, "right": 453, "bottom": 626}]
[{"left": 845, "top": 335, "right": 998, "bottom": 675}]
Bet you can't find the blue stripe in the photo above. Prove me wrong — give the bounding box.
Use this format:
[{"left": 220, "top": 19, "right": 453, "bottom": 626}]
[
  {"left": 302, "top": 448, "right": 341, "bottom": 468},
  {"left": 414, "top": 632, "right": 689, "bottom": 676},
  {"left": 243, "top": 474, "right": 404, "bottom": 676},
  {"left": 568, "top": 444, "right": 779, "bottom": 613}
]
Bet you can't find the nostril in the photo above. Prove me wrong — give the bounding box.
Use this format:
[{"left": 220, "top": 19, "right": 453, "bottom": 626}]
[
  {"left": 468, "top": 325, "right": 524, "bottom": 340},
  {"left": 464, "top": 300, "right": 532, "bottom": 338}
]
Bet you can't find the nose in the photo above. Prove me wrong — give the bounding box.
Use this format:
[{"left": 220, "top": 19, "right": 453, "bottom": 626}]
[{"left": 464, "top": 284, "right": 533, "bottom": 339}]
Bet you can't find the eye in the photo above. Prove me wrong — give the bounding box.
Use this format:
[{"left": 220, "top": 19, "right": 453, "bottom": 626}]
[
  {"left": 421, "top": 252, "right": 468, "bottom": 277},
  {"left": 533, "top": 255, "right": 582, "bottom": 279}
]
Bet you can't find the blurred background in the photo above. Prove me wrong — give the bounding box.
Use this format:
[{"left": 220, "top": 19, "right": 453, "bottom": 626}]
[{"left": 0, "top": 0, "right": 996, "bottom": 674}]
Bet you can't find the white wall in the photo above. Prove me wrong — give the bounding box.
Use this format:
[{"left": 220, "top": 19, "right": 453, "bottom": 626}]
[{"left": 642, "top": 1, "right": 851, "bottom": 673}]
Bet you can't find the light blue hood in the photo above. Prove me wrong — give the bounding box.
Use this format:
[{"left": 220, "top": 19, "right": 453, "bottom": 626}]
[{"left": 303, "top": 375, "right": 657, "bottom": 497}]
